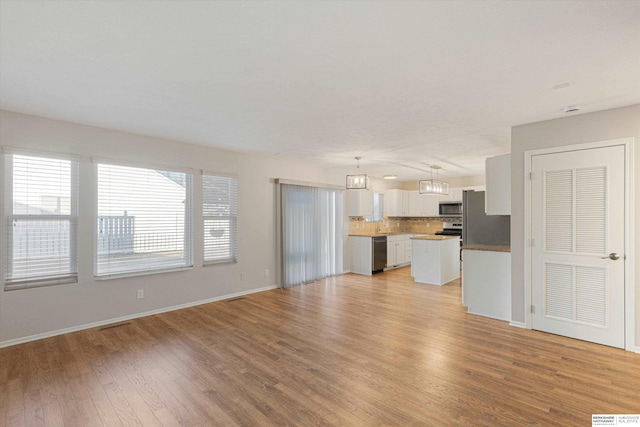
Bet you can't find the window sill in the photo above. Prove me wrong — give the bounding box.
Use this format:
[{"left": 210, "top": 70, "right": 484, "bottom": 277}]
[
  {"left": 204, "top": 259, "right": 237, "bottom": 267},
  {"left": 4, "top": 276, "right": 78, "bottom": 291},
  {"left": 94, "top": 265, "right": 194, "bottom": 281}
]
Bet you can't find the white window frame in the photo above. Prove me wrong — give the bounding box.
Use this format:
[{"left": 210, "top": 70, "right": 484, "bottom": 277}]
[
  {"left": 93, "top": 157, "right": 195, "bottom": 279},
  {"left": 3, "top": 147, "right": 79, "bottom": 290},
  {"left": 202, "top": 172, "right": 238, "bottom": 265}
]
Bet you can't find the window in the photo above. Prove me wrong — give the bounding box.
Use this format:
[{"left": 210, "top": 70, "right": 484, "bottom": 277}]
[
  {"left": 203, "top": 174, "right": 237, "bottom": 264},
  {"left": 373, "top": 192, "right": 384, "bottom": 222},
  {"left": 95, "top": 161, "right": 193, "bottom": 278},
  {"left": 3, "top": 150, "right": 79, "bottom": 289},
  {"left": 363, "top": 192, "right": 384, "bottom": 222}
]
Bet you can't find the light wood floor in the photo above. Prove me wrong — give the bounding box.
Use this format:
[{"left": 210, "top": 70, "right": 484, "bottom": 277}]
[{"left": 1, "top": 267, "right": 639, "bottom": 426}]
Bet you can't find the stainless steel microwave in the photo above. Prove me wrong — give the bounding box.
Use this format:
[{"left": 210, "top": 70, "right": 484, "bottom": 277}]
[{"left": 438, "top": 201, "right": 463, "bottom": 216}]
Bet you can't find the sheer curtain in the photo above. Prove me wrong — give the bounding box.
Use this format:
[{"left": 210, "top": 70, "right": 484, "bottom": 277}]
[{"left": 281, "top": 184, "right": 343, "bottom": 287}]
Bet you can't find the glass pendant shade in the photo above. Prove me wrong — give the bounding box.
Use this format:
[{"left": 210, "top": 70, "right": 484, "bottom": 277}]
[
  {"left": 346, "top": 173, "right": 370, "bottom": 190},
  {"left": 419, "top": 179, "right": 449, "bottom": 195},
  {"left": 419, "top": 165, "right": 449, "bottom": 195},
  {"left": 346, "top": 157, "right": 370, "bottom": 190}
]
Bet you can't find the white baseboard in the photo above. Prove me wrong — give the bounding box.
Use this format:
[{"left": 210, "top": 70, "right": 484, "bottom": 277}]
[
  {"left": 467, "top": 310, "right": 510, "bottom": 322},
  {"left": 509, "top": 321, "right": 527, "bottom": 329},
  {"left": 0, "top": 285, "right": 279, "bottom": 348}
]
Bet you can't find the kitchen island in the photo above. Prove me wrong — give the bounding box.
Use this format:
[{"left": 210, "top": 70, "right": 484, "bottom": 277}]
[{"left": 410, "top": 235, "right": 460, "bottom": 285}]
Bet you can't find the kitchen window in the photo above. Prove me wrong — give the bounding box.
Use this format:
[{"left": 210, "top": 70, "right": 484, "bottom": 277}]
[
  {"left": 203, "top": 173, "right": 238, "bottom": 265},
  {"left": 94, "top": 160, "right": 194, "bottom": 278},
  {"left": 363, "top": 192, "right": 384, "bottom": 222},
  {"left": 372, "top": 192, "right": 384, "bottom": 222},
  {"left": 3, "top": 148, "right": 79, "bottom": 290}
]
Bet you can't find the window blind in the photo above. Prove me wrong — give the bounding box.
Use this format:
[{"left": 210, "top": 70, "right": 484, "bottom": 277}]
[
  {"left": 96, "top": 162, "right": 193, "bottom": 278},
  {"left": 4, "top": 153, "right": 78, "bottom": 289},
  {"left": 280, "top": 184, "right": 343, "bottom": 287},
  {"left": 203, "top": 174, "right": 238, "bottom": 264}
]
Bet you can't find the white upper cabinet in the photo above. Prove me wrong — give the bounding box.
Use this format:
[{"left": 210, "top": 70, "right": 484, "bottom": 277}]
[
  {"left": 408, "top": 191, "right": 423, "bottom": 216},
  {"left": 346, "top": 189, "right": 374, "bottom": 217},
  {"left": 485, "top": 154, "right": 511, "bottom": 215},
  {"left": 385, "top": 189, "right": 409, "bottom": 217},
  {"left": 446, "top": 187, "right": 463, "bottom": 202},
  {"left": 409, "top": 190, "right": 440, "bottom": 216},
  {"left": 386, "top": 187, "right": 470, "bottom": 217}
]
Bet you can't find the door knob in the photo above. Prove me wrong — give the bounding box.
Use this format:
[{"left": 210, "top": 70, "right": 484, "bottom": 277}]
[{"left": 601, "top": 253, "right": 620, "bottom": 260}]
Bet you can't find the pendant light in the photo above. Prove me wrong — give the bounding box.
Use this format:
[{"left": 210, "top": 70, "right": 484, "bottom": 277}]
[
  {"left": 419, "top": 165, "right": 449, "bottom": 195},
  {"left": 346, "top": 157, "right": 370, "bottom": 190}
]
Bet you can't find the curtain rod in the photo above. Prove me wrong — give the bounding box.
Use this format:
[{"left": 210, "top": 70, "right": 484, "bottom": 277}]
[{"left": 275, "top": 178, "right": 344, "bottom": 190}]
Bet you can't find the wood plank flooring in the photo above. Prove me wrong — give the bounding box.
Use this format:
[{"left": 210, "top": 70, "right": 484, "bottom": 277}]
[{"left": 1, "top": 267, "right": 639, "bottom": 426}]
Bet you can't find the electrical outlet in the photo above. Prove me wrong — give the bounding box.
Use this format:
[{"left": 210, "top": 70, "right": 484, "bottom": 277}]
[
  {"left": 265, "top": 269, "right": 270, "bottom": 277},
  {"left": 136, "top": 289, "right": 144, "bottom": 299},
  {"left": 240, "top": 273, "right": 245, "bottom": 281}
]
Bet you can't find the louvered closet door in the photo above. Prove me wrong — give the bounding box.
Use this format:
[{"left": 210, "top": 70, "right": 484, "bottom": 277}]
[{"left": 531, "top": 145, "right": 625, "bottom": 348}]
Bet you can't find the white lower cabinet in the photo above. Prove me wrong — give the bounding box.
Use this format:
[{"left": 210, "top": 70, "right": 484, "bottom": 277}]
[
  {"left": 350, "top": 233, "right": 419, "bottom": 274},
  {"left": 387, "top": 235, "right": 400, "bottom": 267},
  {"left": 349, "top": 236, "right": 373, "bottom": 275},
  {"left": 386, "top": 234, "right": 412, "bottom": 269},
  {"left": 462, "top": 249, "right": 511, "bottom": 321}
]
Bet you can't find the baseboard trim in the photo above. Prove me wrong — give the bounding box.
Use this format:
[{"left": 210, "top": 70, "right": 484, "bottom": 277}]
[
  {"left": 467, "top": 310, "right": 509, "bottom": 323},
  {"left": 509, "top": 321, "right": 527, "bottom": 329},
  {"left": 0, "top": 285, "right": 279, "bottom": 348}
]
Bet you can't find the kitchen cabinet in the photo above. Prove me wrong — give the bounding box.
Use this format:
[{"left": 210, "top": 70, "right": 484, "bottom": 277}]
[
  {"left": 388, "top": 188, "right": 469, "bottom": 217},
  {"left": 386, "top": 235, "right": 405, "bottom": 267},
  {"left": 386, "top": 234, "right": 413, "bottom": 268},
  {"left": 385, "top": 189, "right": 409, "bottom": 217},
  {"left": 485, "top": 154, "right": 511, "bottom": 215},
  {"left": 462, "top": 248, "right": 510, "bottom": 320},
  {"left": 347, "top": 189, "right": 374, "bottom": 217},
  {"left": 409, "top": 191, "right": 440, "bottom": 216},
  {"left": 408, "top": 191, "right": 423, "bottom": 216},
  {"left": 349, "top": 236, "right": 372, "bottom": 275},
  {"left": 446, "top": 188, "right": 463, "bottom": 202}
]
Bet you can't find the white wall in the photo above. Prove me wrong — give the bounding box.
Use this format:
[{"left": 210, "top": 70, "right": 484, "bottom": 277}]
[
  {"left": 369, "top": 176, "right": 403, "bottom": 192},
  {"left": 0, "top": 110, "right": 342, "bottom": 345},
  {"left": 510, "top": 104, "right": 640, "bottom": 345}
]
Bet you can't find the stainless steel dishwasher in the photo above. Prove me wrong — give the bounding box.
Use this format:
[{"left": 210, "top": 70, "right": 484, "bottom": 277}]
[{"left": 372, "top": 236, "right": 387, "bottom": 273}]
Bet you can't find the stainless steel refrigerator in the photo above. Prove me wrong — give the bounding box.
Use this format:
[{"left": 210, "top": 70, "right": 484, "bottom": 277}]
[{"left": 462, "top": 190, "right": 510, "bottom": 246}]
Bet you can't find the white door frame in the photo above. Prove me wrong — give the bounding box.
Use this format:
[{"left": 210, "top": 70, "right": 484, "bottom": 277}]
[{"left": 523, "top": 138, "right": 635, "bottom": 351}]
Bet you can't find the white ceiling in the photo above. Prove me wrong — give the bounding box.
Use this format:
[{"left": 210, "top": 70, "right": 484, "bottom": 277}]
[{"left": 1, "top": 1, "right": 639, "bottom": 181}]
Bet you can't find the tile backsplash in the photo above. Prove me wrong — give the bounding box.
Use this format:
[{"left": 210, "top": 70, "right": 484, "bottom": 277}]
[{"left": 349, "top": 217, "right": 448, "bottom": 235}]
